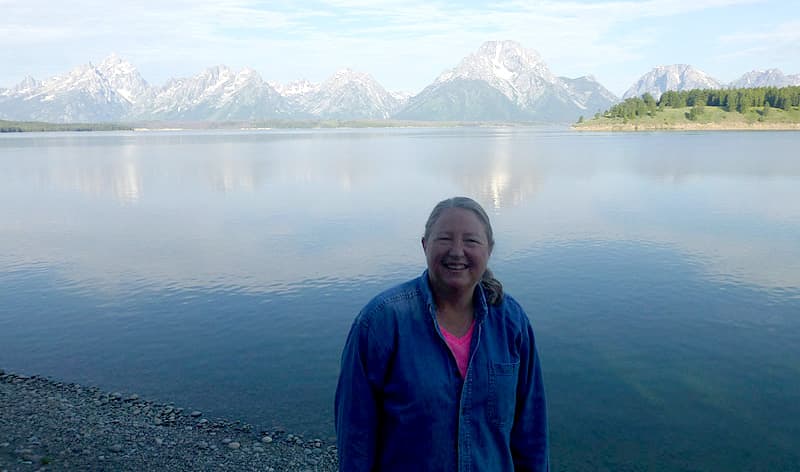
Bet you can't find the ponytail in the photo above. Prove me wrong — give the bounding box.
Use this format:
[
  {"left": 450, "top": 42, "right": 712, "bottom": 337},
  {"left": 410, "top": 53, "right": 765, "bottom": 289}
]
[{"left": 480, "top": 268, "right": 504, "bottom": 305}]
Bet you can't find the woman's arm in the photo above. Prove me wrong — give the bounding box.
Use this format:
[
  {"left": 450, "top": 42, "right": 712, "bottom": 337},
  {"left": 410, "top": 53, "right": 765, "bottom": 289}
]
[
  {"left": 510, "top": 319, "right": 550, "bottom": 472},
  {"left": 335, "top": 316, "right": 384, "bottom": 471}
]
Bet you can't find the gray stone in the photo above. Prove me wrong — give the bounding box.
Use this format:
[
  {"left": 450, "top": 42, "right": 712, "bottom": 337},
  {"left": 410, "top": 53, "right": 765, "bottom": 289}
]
[
  {"left": 227, "top": 441, "right": 241, "bottom": 450},
  {"left": 261, "top": 436, "right": 273, "bottom": 444},
  {"left": 109, "top": 444, "right": 123, "bottom": 453},
  {"left": 197, "top": 441, "right": 209, "bottom": 450},
  {"left": 190, "top": 410, "right": 202, "bottom": 417},
  {"left": 222, "top": 438, "right": 232, "bottom": 444}
]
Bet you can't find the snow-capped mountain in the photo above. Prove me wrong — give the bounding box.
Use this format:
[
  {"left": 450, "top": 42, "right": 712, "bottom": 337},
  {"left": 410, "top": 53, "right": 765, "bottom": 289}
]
[
  {"left": 145, "top": 66, "right": 294, "bottom": 120},
  {"left": 2, "top": 76, "right": 41, "bottom": 96},
  {"left": 96, "top": 54, "right": 152, "bottom": 105},
  {"left": 290, "top": 68, "right": 402, "bottom": 119},
  {"left": 0, "top": 61, "right": 132, "bottom": 122},
  {"left": 623, "top": 65, "right": 723, "bottom": 100},
  {"left": 730, "top": 69, "right": 800, "bottom": 88},
  {"left": 0, "top": 55, "right": 408, "bottom": 122},
  {"left": 396, "top": 40, "right": 617, "bottom": 122}
]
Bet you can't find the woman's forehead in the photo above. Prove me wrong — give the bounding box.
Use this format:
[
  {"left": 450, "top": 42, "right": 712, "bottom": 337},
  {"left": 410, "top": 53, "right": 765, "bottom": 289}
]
[{"left": 432, "top": 208, "right": 486, "bottom": 230}]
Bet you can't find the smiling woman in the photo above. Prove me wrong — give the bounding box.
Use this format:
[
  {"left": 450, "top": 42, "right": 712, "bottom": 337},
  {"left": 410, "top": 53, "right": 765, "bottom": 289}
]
[{"left": 335, "top": 196, "right": 549, "bottom": 471}]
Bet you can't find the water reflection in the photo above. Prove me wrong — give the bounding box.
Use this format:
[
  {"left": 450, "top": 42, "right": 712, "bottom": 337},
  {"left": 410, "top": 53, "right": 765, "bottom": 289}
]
[{"left": 0, "top": 128, "right": 798, "bottom": 293}]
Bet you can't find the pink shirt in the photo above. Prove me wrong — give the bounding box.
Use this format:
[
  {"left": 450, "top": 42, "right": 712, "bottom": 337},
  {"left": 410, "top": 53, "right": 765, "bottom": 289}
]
[{"left": 440, "top": 320, "right": 476, "bottom": 378}]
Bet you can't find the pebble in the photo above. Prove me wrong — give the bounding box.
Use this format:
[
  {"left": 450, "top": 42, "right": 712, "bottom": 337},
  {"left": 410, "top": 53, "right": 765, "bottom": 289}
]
[{"left": 0, "top": 369, "right": 339, "bottom": 470}]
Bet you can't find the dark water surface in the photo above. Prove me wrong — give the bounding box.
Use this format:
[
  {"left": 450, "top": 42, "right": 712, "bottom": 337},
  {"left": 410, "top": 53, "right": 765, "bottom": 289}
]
[{"left": 1, "top": 128, "right": 799, "bottom": 471}]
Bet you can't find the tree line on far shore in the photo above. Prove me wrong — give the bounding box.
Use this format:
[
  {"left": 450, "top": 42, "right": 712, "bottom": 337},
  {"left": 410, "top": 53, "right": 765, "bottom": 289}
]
[
  {"left": 0, "top": 120, "right": 132, "bottom": 132},
  {"left": 598, "top": 86, "right": 800, "bottom": 121}
]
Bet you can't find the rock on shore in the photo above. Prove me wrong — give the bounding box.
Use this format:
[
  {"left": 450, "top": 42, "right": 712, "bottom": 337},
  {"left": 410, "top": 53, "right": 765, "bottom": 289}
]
[{"left": 0, "top": 369, "right": 337, "bottom": 471}]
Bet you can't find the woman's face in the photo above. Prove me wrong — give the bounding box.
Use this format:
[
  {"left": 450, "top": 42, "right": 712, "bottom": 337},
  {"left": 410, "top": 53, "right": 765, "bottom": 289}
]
[{"left": 423, "top": 207, "right": 491, "bottom": 298}]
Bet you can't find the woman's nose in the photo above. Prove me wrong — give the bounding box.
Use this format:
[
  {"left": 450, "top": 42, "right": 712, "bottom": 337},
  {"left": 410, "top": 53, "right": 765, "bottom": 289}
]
[{"left": 447, "top": 240, "right": 465, "bottom": 256}]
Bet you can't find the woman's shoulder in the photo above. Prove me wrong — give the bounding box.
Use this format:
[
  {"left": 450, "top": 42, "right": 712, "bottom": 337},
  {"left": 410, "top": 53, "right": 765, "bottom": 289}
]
[{"left": 356, "top": 275, "right": 426, "bottom": 325}]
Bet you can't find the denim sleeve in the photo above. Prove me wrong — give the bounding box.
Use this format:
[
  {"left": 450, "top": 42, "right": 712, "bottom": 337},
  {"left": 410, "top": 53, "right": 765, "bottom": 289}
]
[
  {"left": 335, "top": 313, "right": 388, "bottom": 471},
  {"left": 510, "top": 318, "right": 550, "bottom": 472}
]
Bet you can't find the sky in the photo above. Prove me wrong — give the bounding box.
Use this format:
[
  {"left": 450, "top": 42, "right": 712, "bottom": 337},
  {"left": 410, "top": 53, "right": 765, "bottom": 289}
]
[{"left": 2, "top": 0, "right": 799, "bottom": 96}]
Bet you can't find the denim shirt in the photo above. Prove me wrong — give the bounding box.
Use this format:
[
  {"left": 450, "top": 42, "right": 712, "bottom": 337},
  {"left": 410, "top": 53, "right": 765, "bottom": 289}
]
[{"left": 335, "top": 271, "right": 549, "bottom": 471}]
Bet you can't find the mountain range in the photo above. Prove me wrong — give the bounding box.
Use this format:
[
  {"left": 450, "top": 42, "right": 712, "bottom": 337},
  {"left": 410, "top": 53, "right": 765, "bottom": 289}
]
[
  {"left": 1, "top": 41, "right": 798, "bottom": 124},
  {"left": 623, "top": 64, "right": 800, "bottom": 100}
]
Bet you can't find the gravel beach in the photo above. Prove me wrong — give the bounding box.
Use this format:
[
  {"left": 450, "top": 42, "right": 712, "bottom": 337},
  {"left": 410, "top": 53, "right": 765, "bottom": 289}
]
[{"left": 0, "top": 368, "right": 338, "bottom": 471}]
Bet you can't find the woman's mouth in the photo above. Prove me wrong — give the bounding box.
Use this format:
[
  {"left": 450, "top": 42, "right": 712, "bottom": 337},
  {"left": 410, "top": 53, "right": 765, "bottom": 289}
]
[{"left": 443, "top": 262, "right": 469, "bottom": 270}]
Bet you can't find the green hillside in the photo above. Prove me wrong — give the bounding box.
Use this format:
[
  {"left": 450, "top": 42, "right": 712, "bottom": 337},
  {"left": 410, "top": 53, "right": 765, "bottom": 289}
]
[{"left": 574, "top": 86, "right": 800, "bottom": 131}]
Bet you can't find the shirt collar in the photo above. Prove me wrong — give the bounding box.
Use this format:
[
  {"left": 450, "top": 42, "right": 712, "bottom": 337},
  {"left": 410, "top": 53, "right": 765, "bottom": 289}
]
[{"left": 420, "top": 269, "right": 489, "bottom": 322}]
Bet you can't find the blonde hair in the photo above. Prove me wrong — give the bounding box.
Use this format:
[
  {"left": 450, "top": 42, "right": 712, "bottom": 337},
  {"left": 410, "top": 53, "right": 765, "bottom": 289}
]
[{"left": 424, "top": 196, "right": 504, "bottom": 305}]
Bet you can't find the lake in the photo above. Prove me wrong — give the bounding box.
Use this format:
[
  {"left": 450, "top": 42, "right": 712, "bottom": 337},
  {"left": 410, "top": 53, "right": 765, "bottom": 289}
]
[{"left": 1, "top": 128, "right": 798, "bottom": 471}]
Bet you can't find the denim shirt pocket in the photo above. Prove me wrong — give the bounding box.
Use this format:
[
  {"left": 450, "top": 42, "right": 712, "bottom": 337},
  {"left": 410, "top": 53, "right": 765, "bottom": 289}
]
[{"left": 487, "top": 361, "right": 520, "bottom": 427}]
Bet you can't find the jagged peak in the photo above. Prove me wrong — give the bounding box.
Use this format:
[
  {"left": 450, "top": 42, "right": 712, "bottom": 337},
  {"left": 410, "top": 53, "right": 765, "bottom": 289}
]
[
  {"left": 328, "top": 68, "right": 372, "bottom": 81},
  {"left": 100, "top": 53, "right": 124, "bottom": 65},
  {"left": 476, "top": 39, "right": 542, "bottom": 61},
  {"left": 15, "top": 75, "right": 40, "bottom": 88}
]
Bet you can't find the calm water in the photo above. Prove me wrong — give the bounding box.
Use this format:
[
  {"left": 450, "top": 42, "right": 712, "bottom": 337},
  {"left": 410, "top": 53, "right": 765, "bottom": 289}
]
[{"left": 1, "top": 128, "right": 799, "bottom": 471}]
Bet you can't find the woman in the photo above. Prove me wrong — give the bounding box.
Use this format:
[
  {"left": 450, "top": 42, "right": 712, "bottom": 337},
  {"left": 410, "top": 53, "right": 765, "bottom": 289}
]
[{"left": 335, "top": 196, "right": 549, "bottom": 471}]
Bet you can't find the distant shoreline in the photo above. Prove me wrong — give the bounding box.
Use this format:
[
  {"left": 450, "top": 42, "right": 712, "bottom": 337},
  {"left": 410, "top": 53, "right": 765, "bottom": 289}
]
[
  {"left": 1, "top": 119, "right": 557, "bottom": 133},
  {"left": 573, "top": 122, "right": 800, "bottom": 131}
]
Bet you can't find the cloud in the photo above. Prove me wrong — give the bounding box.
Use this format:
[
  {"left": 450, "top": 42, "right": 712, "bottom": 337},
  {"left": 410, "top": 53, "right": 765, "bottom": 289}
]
[
  {"left": 716, "top": 20, "right": 800, "bottom": 67},
  {"left": 719, "top": 19, "right": 800, "bottom": 43}
]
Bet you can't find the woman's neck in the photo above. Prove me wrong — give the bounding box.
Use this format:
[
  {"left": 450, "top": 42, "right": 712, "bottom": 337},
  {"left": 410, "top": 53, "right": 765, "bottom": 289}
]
[{"left": 433, "top": 287, "right": 475, "bottom": 337}]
